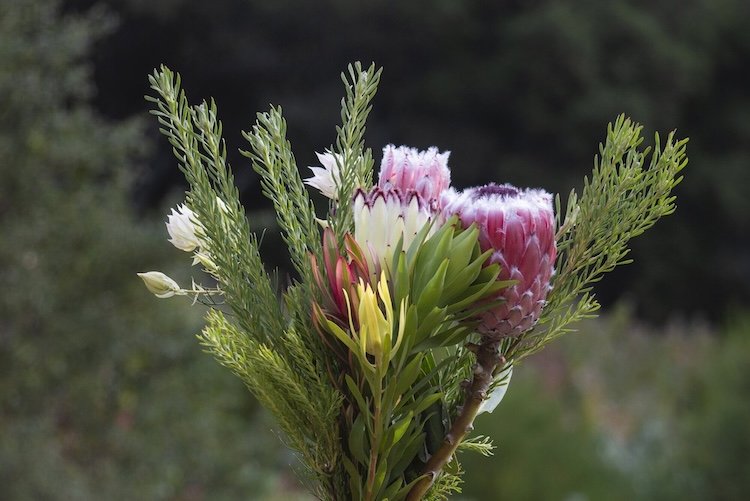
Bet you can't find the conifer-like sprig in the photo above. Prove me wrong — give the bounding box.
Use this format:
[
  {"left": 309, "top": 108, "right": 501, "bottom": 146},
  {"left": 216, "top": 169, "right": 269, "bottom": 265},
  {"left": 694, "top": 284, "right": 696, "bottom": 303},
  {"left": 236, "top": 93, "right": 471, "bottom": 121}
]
[
  {"left": 147, "top": 67, "right": 285, "bottom": 347},
  {"left": 147, "top": 67, "right": 356, "bottom": 500},
  {"left": 330, "top": 62, "right": 382, "bottom": 245},
  {"left": 241, "top": 106, "right": 322, "bottom": 288},
  {"left": 514, "top": 115, "right": 688, "bottom": 361},
  {"left": 200, "top": 311, "right": 345, "bottom": 500}
]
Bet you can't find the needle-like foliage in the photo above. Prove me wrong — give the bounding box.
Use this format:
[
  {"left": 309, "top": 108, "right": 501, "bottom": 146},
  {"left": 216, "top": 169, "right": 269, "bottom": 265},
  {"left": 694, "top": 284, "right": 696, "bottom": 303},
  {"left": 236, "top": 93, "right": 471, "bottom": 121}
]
[
  {"left": 147, "top": 68, "right": 285, "bottom": 347},
  {"left": 329, "top": 63, "right": 382, "bottom": 246},
  {"left": 514, "top": 115, "right": 688, "bottom": 361}
]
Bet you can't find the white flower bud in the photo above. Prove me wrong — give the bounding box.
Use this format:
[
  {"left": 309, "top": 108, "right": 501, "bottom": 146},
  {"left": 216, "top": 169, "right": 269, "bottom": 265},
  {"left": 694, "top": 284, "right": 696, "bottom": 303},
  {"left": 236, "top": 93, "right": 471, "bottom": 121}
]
[
  {"left": 137, "top": 271, "right": 181, "bottom": 298},
  {"left": 166, "top": 204, "right": 202, "bottom": 252},
  {"left": 304, "top": 151, "right": 344, "bottom": 199}
]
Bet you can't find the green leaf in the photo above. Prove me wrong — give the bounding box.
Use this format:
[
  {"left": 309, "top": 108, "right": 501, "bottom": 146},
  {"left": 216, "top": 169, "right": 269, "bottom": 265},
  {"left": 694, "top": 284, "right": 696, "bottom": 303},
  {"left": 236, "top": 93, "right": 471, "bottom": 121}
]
[
  {"left": 325, "top": 318, "right": 361, "bottom": 355},
  {"left": 342, "top": 455, "right": 363, "bottom": 500},
  {"left": 404, "top": 219, "right": 437, "bottom": 274},
  {"left": 414, "top": 306, "right": 449, "bottom": 346},
  {"left": 394, "top": 354, "right": 424, "bottom": 397},
  {"left": 381, "top": 478, "right": 405, "bottom": 501},
  {"left": 412, "top": 222, "right": 454, "bottom": 296},
  {"left": 393, "top": 249, "right": 410, "bottom": 293},
  {"left": 390, "top": 432, "right": 427, "bottom": 482},
  {"left": 372, "top": 457, "right": 389, "bottom": 499},
  {"left": 412, "top": 392, "right": 444, "bottom": 415},
  {"left": 398, "top": 304, "right": 421, "bottom": 356},
  {"left": 445, "top": 225, "right": 479, "bottom": 280},
  {"left": 385, "top": 411, "right": 414, "bottom": 451},
  {"left": 345, "top": 375, "right": 372, "bottom": 423},
  {"left": 441, "top": 249, "right": 494, "bottom": 304},
  {"left": 348, "top": 413, "right": 369, "bottom": 465},
  {"left": 412, "top": 325, "right": 472, "bottom": 352},
  {"left": 416, "top": 259, "right": 450, "bottom": 318}
]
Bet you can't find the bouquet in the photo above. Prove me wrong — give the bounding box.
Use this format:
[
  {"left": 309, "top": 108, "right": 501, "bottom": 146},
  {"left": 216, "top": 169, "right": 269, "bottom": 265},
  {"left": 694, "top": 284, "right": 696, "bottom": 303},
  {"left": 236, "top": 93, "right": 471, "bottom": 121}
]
[{"left": 139, "top": 63, "right": 686, "bottom": 500}]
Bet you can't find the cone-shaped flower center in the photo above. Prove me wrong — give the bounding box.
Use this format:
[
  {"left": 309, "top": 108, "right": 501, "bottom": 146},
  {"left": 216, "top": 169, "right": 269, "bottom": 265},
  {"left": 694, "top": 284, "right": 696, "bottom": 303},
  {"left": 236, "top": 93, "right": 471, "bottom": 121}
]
[{"left": 471, "top": 183, "right": 520, "bottom": 199}]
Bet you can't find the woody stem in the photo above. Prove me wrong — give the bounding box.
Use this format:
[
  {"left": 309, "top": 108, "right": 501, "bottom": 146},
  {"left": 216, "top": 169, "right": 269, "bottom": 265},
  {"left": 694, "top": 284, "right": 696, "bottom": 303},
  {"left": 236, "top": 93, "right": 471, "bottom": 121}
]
[{"left": 406, "top": 338, "right": 503, "bottom": 501}]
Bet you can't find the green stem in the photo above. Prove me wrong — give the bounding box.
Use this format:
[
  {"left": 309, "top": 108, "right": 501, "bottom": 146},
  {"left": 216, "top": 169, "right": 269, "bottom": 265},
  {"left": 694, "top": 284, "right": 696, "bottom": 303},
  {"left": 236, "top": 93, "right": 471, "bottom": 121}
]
[{"left": 406, "top": 339, "right": 503, "bottom": 501}]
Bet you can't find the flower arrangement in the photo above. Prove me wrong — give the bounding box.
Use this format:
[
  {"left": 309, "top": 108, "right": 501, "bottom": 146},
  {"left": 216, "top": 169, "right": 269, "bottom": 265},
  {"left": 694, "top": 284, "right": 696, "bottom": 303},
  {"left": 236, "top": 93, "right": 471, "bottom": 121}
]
[{"left": 140, "top": 63, "right": 686, "bottom": 500}]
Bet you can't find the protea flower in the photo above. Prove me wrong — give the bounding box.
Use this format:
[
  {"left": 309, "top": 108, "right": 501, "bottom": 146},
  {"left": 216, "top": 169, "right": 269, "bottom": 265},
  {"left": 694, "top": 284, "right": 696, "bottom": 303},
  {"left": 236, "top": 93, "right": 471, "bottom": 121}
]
[
  {"left": 442, "top": 183, "right": 557, "bottom": 338},
  {"left": 353, "top": 187, "right": 435, "bottom": 274},
  {"left": 304, "top": 151, "right": 343, "bottom": 199},
  {"left": 378, "top": 145, "right": 451, "bottom": 206}
]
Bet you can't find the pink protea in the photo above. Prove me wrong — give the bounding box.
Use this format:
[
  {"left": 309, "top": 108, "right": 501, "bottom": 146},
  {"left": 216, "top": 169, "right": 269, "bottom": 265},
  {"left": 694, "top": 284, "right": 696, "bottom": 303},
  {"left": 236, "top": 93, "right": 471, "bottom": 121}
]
[
  {"left": 378, "top": 145, "right": 451, "bottom": 206},
  {"left": 441, "top": 183, "right": 557, "bottom": 338}
]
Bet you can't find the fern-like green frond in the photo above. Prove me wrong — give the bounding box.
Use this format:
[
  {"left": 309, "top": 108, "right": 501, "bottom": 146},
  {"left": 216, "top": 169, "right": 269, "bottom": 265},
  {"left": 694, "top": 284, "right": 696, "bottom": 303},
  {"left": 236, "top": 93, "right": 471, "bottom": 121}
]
[
  {"left": 330, "top": 62, "right": 382, "bottom": 244},
  {"left": 517, "top": 115, "right": 688, "bottom": 360},
  {"left": 424, "top": 459, "right": 463, "bottom": 501},
  {"left": 147, "top": 66, "right": 285, "bottom": 347},
  {"left": 199, "top": 310, "right": 345, "bottom": 499},
  {"left": 241, "top": 106, "right": 322, "bottom": 287}
]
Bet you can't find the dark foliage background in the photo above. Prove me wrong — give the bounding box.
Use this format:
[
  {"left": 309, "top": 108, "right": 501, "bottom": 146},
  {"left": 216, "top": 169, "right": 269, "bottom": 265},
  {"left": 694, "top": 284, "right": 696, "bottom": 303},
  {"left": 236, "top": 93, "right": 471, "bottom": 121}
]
[
  {"left": 2, "top": 0, "right": 749, "bottom": 499},
  {"left": 72, "top": 0, "right": 750, "bottom": 322}
]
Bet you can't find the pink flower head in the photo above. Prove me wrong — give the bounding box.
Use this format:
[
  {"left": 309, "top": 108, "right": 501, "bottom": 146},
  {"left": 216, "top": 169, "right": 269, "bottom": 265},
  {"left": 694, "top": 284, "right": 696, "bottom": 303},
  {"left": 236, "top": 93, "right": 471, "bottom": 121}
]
[
  {"left": 378, "top": 145, "right": 451, "bottom": 207},
  {"left": 442, "top": 183, "right": 557, "bottom": 338}
]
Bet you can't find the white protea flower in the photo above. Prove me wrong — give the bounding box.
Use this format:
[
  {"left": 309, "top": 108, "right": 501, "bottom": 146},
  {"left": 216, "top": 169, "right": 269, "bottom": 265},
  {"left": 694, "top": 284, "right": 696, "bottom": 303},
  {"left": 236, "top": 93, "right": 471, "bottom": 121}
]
[
  {"left": 166, "top": 204, "right": 202, "bottom": 252},
  {"left": 137, "top": 271, "right": 181, "bottom": 298},
  {"left": 304, "top": 151, "right": 343, "bottom": 199},
  {"left": 353, "top": 187, "right": 435, "bottom": 273}
]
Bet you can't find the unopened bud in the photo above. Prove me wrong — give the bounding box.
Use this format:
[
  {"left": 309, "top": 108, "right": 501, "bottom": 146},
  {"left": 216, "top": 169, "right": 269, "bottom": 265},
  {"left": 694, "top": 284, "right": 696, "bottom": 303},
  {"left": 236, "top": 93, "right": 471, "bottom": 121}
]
[
  {"left": 193, "top": 251, "right": 217, "bottom": 270},
  {"left": 138, "top": 271, "right": 181, "bottom": 298}
]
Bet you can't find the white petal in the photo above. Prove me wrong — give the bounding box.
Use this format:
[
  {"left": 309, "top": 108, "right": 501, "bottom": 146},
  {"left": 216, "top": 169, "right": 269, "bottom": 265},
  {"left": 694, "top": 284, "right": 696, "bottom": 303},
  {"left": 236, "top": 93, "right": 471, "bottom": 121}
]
[
  {"left": 478, "top": 365, "right": 513, "bottom": 414},
  {"left": 166, "top": 204, "right": 201, "bottom": 252}
]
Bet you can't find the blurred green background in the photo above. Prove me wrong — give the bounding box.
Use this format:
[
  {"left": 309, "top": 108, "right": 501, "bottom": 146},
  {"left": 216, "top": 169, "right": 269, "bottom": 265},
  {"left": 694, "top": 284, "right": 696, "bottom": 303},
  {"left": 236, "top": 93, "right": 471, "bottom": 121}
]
[{"left": 2, "top": 0, "right": 748, "bottom": 499}]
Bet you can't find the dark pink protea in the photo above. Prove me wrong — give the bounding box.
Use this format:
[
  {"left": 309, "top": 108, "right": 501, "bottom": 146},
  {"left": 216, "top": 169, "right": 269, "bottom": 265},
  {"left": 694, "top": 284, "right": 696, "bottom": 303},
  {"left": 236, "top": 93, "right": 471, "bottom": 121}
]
[
  {"left": 441, "top": 183, "right": 557, "bottom": 338},
  {"left": 378, "top": 145, "right": 451, "bottom": 207}
]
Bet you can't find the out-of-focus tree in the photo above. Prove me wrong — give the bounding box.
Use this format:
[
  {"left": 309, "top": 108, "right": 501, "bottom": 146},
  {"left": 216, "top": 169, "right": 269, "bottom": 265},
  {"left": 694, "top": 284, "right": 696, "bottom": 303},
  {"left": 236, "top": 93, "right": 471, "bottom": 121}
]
[
  {"left": 461, "top": 309, "right": 750, "bottom": 501},
  {"left": 0, "top": 0, "right": 282, "bottom": 498},
  {"left": 460, "top": 350, "right": 635, "bottom": 501},
  {"left": 662, "top": 316, "right": 750, "bottom": 500}
]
